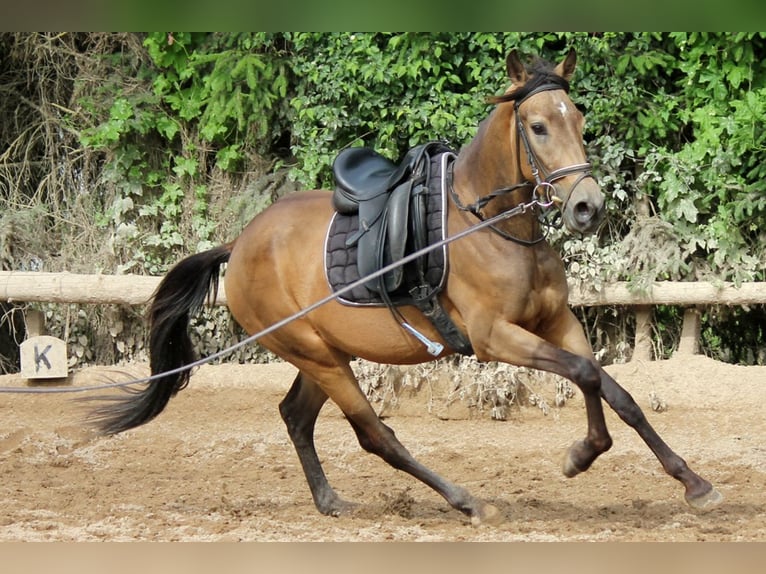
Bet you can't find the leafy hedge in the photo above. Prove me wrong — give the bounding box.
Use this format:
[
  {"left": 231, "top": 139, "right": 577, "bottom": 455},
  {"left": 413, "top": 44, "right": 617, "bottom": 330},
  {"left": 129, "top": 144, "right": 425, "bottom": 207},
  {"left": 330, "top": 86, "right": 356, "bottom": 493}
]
[{"left": 1, "top": 32, "right": 765, "bottom": 366}]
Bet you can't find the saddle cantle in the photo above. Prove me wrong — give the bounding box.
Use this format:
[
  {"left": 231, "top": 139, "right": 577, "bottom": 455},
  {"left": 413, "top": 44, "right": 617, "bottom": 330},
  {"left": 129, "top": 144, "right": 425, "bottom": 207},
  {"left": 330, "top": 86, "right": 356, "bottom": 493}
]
[{"left": 332, "top": 145, "right": 430, "bottom": 213}]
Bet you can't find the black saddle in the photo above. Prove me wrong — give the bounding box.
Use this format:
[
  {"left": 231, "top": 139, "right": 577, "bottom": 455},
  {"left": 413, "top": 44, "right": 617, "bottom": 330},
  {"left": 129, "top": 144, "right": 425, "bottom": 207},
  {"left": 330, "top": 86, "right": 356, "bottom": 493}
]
[
  {"left": 327, "top": 142, "right": 474, "bottom": 356},
  {"left": 332, "top": 143, "right": 449, "bottom": 293}
]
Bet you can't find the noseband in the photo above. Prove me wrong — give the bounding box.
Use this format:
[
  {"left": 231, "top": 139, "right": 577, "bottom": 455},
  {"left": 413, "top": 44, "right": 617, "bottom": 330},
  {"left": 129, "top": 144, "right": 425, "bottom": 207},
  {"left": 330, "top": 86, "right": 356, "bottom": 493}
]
[{"left": 449, "top": 82, "right": 595, "bottom": 245}]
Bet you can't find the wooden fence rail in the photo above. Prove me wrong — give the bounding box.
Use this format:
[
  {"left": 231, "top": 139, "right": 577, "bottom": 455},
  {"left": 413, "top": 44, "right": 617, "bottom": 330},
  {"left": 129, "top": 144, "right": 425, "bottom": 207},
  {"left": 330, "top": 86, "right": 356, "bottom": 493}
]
[
  {"left": 4, "top": 271, "right": 766, "bottom": 307},
  {"left": 3, "top": 271, "right": 766, "bottom": 361}
]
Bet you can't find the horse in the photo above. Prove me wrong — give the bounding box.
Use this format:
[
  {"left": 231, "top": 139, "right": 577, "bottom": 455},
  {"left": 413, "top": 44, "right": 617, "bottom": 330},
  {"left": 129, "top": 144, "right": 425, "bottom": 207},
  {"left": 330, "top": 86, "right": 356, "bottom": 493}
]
[{"left": 90, "top": 49, "right": 722, "bottom": 525}]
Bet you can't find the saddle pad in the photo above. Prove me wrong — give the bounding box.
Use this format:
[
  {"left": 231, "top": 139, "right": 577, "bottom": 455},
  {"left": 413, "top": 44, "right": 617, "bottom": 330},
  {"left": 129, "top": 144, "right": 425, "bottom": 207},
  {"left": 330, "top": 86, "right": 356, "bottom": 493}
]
[{"left": 324, "top": 152, "right": 453, "bottom": 306}]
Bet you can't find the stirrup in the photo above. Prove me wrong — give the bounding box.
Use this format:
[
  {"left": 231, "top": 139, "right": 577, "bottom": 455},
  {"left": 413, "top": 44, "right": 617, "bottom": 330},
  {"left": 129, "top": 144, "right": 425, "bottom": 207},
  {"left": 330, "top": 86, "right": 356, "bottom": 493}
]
[{"left": 401, "top": 322, "right": 444, "bottom": 356}]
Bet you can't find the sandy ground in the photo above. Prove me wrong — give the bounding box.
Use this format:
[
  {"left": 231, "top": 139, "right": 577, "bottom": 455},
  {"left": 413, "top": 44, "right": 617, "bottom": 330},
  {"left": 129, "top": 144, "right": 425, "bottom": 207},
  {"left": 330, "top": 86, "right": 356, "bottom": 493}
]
[{"left": 1, "top": 355, "right": 764, "bottom": 541}]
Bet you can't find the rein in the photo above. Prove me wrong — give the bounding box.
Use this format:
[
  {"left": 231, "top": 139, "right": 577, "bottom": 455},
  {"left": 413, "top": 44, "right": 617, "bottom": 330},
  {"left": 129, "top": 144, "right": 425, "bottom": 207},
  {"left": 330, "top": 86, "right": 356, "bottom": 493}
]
[
  {"left": 0, "top": 194, "right": 551, "bottom": 395},
  {"left": 446, "top": 163, "right": 543, "bottom": 246},
  {"left": 449, "top": 82, "right": 594, "bottom": 245}
]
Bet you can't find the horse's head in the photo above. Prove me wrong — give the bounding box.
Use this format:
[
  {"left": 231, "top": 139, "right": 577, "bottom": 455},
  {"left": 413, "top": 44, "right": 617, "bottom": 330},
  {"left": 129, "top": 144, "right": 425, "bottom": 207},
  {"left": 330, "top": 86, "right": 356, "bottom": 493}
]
[{"left": 500, "top": 49, "right": 605, "bottom": 235}]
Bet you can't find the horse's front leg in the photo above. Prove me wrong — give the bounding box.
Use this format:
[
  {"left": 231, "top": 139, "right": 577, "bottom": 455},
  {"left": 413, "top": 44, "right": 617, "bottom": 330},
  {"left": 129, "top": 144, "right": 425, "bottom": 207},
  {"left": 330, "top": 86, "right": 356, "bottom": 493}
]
[
  {"left": 538, "top": 309, "right": 723, "bottom": 510},
  {"left": 475, "top": 314, "right": 614, "bottom": 476},
  {"left": 597, "top": 371, "right": 723, "bottom": 509}
]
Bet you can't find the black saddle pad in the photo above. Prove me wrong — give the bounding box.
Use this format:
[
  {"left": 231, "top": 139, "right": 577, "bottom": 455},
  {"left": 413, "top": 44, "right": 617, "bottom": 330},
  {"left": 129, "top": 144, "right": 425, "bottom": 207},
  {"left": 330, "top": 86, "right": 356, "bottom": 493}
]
[{"left": 325, "top": 151, "right": 454, "bottom": 306}]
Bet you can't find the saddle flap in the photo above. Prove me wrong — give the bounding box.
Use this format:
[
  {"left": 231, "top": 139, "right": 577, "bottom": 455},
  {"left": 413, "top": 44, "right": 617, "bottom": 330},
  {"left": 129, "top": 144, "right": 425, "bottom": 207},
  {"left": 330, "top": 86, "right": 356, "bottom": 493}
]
[
  {"left": 358, "top": 180, "right": 412, "bottom": 293},
  {"left": 383, "top": 180, "right": 412, "bottom": 291}
]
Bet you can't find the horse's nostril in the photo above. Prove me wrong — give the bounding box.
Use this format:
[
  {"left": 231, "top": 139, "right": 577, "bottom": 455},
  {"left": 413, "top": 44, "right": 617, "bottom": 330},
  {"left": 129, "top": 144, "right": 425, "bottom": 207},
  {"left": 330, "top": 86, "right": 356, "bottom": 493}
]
[{"left": 574, "top": 201, "right": 594, "bottom": 222}]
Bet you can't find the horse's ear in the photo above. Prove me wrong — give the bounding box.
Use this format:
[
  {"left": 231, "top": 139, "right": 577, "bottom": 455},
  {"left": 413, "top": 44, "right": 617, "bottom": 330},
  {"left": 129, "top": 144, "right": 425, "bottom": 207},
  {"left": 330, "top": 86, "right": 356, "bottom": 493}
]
[
  {"left": 555, "top": 48, "right": 577, "bottom": 81},
  {"left": 505, "top": 50, "right": 527, "bottom": 85}
]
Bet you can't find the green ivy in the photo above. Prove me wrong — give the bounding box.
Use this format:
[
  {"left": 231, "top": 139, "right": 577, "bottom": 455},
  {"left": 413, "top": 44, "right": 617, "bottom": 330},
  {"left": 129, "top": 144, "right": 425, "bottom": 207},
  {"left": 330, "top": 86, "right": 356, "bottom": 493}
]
[
  {"left": 78, "top": 32, "right": 290, "bottom": 274},
  {"left": 285, "top": 32, "right": 557, "bottom": 187},
  {"left": 63, "top": 32, "right": 766, "bottom": 363}
]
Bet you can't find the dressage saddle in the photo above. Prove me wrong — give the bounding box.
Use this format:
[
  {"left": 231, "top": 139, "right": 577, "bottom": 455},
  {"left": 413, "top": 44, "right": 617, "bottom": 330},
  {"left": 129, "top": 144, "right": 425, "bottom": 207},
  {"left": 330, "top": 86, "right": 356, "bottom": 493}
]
[
  {"left": 330, "top": 142, "right": 474, "bottom": 357},
  {"left": 332, "top": 142, "right": 449, "bottom": 293}
]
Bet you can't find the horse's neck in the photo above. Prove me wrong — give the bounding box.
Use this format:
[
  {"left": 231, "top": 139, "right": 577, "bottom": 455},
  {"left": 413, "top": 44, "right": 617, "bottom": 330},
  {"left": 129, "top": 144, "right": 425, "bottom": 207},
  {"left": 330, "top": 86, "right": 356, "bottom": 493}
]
[{"left": 452, "top": 109, "right": 541, "bottom": 243}]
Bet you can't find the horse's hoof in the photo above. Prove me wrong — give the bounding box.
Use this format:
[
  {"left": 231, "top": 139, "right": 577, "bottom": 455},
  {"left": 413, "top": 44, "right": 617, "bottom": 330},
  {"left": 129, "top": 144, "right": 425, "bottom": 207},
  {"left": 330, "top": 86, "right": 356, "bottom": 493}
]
[
  {"left": 562, "top": 441, "right": 586, "bottom": 478},
  {"left": 562, "top": 454, "right": 580, "bottom": 478},
  {"left": 319, "top": 497, "right": 358, "bottom": 517},
  {"left": 686, "top": 486, "right": 724, "bottom": 511},
  {"left": 470, "top": 502, "right": 504, "bottom": 526}
]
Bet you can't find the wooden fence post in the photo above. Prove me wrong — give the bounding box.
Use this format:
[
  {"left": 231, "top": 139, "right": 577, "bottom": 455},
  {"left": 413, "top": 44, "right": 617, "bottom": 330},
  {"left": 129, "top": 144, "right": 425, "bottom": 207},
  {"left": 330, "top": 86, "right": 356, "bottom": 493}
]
[
  {"left": 676, "top": 306, "right": 702, "bottom": 356},
  {"left": 631, "top": 305, "right": 653, "bottom": 362}
]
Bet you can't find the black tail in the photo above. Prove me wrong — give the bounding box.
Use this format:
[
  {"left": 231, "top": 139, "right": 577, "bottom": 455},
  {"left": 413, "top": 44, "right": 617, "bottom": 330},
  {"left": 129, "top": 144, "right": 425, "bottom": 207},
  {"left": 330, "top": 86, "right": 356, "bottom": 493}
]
[{"left": 90, "top": 244, "right": 232, "bottom": 434}]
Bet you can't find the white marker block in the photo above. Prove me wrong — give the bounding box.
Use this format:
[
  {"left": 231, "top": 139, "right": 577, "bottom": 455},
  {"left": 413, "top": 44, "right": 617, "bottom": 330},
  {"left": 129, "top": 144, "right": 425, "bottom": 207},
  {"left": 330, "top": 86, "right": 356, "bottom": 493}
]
[{"left": 20, "top": 335, "right": 68, "bottom": 379}]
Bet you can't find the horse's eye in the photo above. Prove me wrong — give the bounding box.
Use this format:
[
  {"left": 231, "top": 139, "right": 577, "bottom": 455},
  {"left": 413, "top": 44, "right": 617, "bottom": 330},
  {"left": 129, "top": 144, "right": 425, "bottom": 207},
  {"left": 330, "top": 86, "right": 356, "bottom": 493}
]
[{"left": 530, "top": 123, "right": 547, "bottom": 136}]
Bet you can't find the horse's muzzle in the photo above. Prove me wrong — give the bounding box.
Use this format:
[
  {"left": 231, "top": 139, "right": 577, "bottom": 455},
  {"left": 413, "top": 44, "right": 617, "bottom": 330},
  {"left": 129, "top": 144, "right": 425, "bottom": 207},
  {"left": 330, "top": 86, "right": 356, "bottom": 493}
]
[{"left": 562, "top": 182, "right": 605, "bottom": 234}]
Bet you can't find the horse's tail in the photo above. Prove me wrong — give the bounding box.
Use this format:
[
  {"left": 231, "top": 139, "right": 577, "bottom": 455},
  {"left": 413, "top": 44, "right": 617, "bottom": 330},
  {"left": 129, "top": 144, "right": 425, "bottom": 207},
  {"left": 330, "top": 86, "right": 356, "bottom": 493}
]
[{"left": 90, "top": 243, "right": 233, "bottom": 435}]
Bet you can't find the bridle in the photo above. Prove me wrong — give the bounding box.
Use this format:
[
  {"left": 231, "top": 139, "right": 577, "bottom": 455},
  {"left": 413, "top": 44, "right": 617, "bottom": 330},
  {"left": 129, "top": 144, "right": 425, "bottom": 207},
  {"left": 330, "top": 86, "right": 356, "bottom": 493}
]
[{"left": 449, "top": 82, "right": 595, "bottom": 245}]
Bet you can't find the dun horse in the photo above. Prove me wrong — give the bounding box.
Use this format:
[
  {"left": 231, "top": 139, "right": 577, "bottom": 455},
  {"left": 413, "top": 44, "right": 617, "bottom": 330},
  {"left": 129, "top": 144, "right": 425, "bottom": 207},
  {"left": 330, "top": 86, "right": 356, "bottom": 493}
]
[{"left": 92, "top": 49, "right": 722, "bottom": 525}]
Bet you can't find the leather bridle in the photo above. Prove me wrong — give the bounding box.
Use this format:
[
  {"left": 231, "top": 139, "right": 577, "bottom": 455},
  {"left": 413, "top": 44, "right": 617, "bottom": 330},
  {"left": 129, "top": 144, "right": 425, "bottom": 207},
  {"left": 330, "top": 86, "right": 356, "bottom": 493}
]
[{"left": 449, "top": 82, "right": 596, "bottom": 245}]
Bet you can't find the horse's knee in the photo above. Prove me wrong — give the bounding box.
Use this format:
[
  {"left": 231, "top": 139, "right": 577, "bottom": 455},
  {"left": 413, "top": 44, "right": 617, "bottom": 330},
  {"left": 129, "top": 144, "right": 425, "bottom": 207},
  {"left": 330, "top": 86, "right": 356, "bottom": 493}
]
[
  {"left": 570, "top": 355, "right": 601, "bottom": 393},
  {"left": 612, "top": 396, "right": 646, "bottom": 428}
]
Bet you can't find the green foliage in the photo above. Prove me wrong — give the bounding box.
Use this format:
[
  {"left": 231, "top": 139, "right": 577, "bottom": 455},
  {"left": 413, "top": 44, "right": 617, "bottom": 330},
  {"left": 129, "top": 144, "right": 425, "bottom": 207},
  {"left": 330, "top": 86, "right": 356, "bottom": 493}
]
[
  {"left": 3, "top": 32, "right": 766, "bottom": 366},
  {"left": 639, "top": 33, "right": 766, "bottom": 285},
  {"left": 558, "top": 33, "right": 766, "bottom": 289},
  {"left": 286, "top": 32, "right": 558, "bottom": 187},
  {"left": 78, "top": 32, "right": 290, "bottom": 274}
]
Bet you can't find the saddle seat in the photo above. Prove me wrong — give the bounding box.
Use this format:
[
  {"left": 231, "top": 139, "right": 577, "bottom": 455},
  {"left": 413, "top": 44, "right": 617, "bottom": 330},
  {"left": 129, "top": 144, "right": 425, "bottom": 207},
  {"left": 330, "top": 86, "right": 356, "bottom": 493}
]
[{"left": 333, "top": 147, "right": 420, "bottom": 212}]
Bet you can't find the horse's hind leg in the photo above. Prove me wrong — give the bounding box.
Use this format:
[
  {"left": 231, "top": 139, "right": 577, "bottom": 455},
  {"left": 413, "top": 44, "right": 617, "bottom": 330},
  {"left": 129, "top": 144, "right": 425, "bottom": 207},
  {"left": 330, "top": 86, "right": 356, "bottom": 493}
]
[
  {"left": 342, "top": 399, "right": 503, "bottom": 525},
  {"left": 279, "top": 372, "right": 354, "bottom": 516},
  {"left": 284, "top": 359, "right": 502, "bottom": 525}
]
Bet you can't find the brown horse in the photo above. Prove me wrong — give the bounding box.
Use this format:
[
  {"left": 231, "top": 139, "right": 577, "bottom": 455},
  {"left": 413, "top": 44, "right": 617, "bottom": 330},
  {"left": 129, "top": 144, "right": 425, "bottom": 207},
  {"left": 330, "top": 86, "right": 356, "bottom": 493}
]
[{"left": 91, "top": 49, "right": 722, "bottom": 525}]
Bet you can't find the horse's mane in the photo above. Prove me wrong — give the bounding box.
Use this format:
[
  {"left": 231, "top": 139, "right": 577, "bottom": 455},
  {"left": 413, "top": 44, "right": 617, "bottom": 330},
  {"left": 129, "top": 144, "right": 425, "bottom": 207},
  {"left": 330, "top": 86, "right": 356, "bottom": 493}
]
[{"left": 488, "top": 57, "right": 569, "bottom": 105}]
